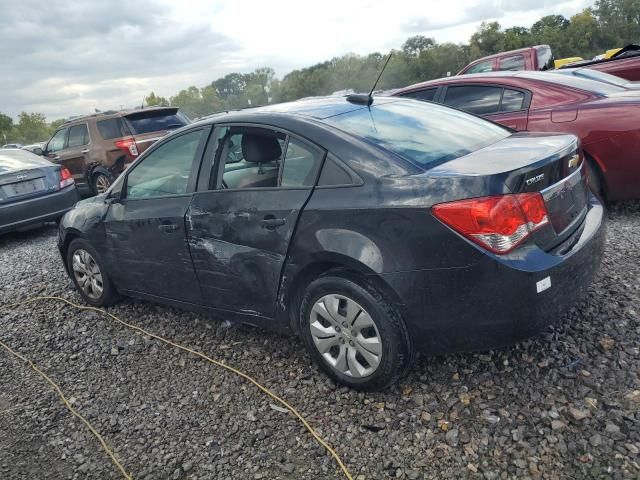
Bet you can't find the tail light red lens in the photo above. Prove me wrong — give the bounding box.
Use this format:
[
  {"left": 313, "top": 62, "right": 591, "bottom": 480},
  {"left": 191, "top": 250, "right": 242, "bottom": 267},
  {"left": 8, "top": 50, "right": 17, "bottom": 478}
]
[
  {"left": 59, "top": 167, "right": 74, "bottom": 189},
  {"left": 432, "top": 193, "right": 549, "bottom": 254},
  {"left": 114, "top": 137, "right": 139, "bottom": 157}
]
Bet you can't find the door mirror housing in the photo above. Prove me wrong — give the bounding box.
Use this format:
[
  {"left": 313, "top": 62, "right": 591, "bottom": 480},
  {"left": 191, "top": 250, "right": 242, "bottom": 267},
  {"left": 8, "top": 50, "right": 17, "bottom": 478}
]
[{"left": 32, "top": 147, "right": 43, "bottom": 155}]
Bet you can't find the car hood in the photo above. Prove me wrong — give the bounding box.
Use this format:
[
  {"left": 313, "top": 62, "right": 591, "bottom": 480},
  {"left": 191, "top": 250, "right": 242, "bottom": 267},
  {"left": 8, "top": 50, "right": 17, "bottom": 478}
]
[{"left": 0, "top": 149, "right": 53, "bottom": 174}]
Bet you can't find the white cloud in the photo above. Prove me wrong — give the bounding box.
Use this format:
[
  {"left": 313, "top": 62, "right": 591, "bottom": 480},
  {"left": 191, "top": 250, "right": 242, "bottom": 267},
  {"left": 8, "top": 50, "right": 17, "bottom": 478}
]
[{"left": 0, "top": 0, "right": 594, "bottom": 120}]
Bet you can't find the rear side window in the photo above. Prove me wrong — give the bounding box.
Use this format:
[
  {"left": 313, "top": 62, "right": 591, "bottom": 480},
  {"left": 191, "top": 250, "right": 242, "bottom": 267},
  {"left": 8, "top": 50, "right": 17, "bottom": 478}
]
[
  {"left": 499, "top": 55, "right": 525, "bottom": 71},
  {"left": 125, "top": 110, "right": 189, "bottom": 135},
  {"left": 536, "top": 46, "right": 554, "bottom": 70},
  {"left": 67, "top": 124, "right": 89, "bottom": 147},
  {"left": 326, "top": 100, "right": 510, "bottom": 168},
  {"left": 401, "top": 88, "right": 437, "bottom": 102},
  {"left": 97, "top": 118, "right": 128, "bottom": 140},
  {"left": 501, "top": 89, "right": 526, "bottom": 112},
  {"left": 466, "top": 60, "right": 493, "bottom": 74},
  {"left": 444, "top": 86, "right": 502, "bottom": 115}
]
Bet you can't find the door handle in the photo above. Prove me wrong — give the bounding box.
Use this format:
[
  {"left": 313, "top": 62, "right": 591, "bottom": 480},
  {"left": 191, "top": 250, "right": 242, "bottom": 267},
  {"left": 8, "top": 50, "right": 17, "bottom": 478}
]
[
  {"left": 158, "top": 223, "right": 179, "bottom": 233},
  {"left": 81, "top": 149, "right": 90, "bottom": 154},
  {"left": 260, "top": 217, "right": 285, "bottom": 229}
]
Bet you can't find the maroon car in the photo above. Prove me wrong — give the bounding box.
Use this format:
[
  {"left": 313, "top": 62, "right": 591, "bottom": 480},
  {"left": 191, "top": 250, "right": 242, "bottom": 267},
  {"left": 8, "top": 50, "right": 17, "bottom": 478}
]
[{"left": 393, "top": 71, "right": 640, "bottom": 201}]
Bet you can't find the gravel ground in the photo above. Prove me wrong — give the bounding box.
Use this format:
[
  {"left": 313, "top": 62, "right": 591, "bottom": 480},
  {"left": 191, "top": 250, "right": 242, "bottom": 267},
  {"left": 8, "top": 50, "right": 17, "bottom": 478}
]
[{"left": 0, "top": 201, "right": 638, "bottom": 480}]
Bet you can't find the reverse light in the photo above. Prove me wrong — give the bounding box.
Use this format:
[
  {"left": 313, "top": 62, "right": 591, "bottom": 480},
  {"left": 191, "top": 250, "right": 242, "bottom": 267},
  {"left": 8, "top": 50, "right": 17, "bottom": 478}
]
[
  {"left": 432, "top": 193, "right": 549, "bottom": 254},
  {"left": 114, "top": 137, "right": 139, "bottom": 157},
  {"left": 59, "top": 168, "right": 74, "bottom": 189}
]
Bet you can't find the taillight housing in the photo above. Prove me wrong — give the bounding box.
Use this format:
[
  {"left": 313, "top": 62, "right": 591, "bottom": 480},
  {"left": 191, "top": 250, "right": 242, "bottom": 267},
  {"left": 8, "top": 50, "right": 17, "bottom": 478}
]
[
  {"left": 432, "top": 193, "right": 549, "bottom": 254},
  {"left": 114, "top": 137, "right": 139, "bottom": 158},
  {"left": 59, "top": 168, "right": 74, "bottom": 189}
]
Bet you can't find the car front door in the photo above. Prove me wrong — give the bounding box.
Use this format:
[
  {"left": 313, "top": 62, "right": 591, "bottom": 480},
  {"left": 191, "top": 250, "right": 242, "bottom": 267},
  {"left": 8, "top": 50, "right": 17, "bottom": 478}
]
[
  {"left": 103, "top": 127, "right": 210, "bottom": 304},
  {"left": 186, "top": 125, "right": 325, "bottom": 318},
  {"left": 60, "top": 124, "right": 91, "bottom": 188}
]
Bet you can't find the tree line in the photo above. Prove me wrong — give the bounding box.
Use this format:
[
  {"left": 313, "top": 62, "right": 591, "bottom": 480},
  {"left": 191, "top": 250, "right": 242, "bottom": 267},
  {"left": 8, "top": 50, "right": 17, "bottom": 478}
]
[{"left": 2, "top": 0, "right": 638, "bottom": 144}]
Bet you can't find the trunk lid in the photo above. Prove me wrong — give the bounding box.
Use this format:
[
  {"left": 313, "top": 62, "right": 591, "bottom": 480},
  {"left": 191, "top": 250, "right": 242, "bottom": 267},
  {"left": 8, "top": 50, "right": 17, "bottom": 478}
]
[
  {"left": 429, "top": 132, "right": 589, "bottom": 251},
  {"left": 0, "top": 149, "right": 60, "bottom": 204}
]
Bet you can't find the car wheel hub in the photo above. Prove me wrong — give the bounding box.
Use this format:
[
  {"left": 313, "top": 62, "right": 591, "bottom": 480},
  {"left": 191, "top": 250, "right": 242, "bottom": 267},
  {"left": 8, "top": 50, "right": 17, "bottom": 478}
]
[
  {"left": 72, "top": 249, "right": 103, "bottom": 300},
  {"left": 309, "top": 294, "right": 382, "bottom": 378},
  {"left": 95, "top": 175, "right": 111, "bottom": 193}
]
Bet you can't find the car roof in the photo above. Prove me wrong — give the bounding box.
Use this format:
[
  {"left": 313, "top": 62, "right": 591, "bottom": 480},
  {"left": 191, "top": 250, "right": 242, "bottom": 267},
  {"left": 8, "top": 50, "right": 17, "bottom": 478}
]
[
  {"left": 62, "top": 106, "right": 180, "bottom": 126},
  {"left": 191, "top": 95, "right": 401, "bottom": 126}
]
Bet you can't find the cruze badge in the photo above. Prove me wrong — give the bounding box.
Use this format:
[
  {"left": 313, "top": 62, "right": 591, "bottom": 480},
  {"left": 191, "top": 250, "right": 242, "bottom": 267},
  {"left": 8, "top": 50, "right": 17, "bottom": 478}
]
[
  {"left": 16, "top": 174, "right": 27, "bottom": 181},
  {"left": 568, "top": 154, "right": 580, "bottom": 169},
  {"left": 525, "top": 173, "right": 545, "bottom": 186}
]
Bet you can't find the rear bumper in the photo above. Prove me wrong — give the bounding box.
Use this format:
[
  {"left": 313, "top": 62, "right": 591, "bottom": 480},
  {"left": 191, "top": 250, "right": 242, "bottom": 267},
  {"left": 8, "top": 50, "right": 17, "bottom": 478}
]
[
  {"left": 381, "top": 194, "right": 606, "bottom": 354},
  {"left": 0, "top": 186, "right": 79, "bottom": 234}
]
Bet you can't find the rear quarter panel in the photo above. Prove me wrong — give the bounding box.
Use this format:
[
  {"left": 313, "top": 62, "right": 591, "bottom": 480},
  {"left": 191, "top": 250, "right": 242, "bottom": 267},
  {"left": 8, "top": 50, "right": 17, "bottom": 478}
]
[{"left": 589, "top": 57, "right": 640, "bottom": 81}]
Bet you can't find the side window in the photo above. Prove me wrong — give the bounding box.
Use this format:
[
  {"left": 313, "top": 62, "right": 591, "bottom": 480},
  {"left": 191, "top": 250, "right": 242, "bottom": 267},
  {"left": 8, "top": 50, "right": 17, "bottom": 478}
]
[
  {"left": 47, "top": 128, "right": 68, "bottom": 152},
  {"left": 97, "top": 118, "right": 128, "bottom": 140},
  {"left": 67, "top": 124, "right": 89, "bottom": 148},
  {"left": 126, "top": 129, "right": 203, "bottom": 199},
  {"left": 498, "top": 55, "right": 525, "bottom": 71},
  {"left": 443, "top": 86, "right": 502, "bottom": 115},
  {"left": 500, "top": 89, "right": 526, "bottom": 112},
  {"left": 281, "top": 139, "right": 323, "bottom": 187},
  {"left": 318, "top": 155, "right": 354, "bottom": 186},
  {"left": 466, "top": 60, "right": 493, "bottom": 74},
  {"left": 402, "top": 88, "right": 437, "bottom": 102},
  {"left": 218, "top": 127, "right": 284, "bottom": 189}
]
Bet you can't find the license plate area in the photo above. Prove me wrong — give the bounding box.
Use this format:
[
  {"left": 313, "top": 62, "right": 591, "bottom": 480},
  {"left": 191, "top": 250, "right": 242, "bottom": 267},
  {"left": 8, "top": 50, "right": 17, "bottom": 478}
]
[
  {"left": 541, "top": 165, "right": 588, "bottom": 235},
  {"left": 3, "top": 178, "right": 46, "bottom": 197}
]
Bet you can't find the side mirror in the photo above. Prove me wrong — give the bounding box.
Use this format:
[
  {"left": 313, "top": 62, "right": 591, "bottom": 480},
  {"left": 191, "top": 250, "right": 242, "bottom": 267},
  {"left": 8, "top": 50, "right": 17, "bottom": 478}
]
[
  {"left": 105, "top": 189, "right": 121, "bottom": 204},
  {"left": 33, "top": 147, "right": 43, "bottom": 155}
]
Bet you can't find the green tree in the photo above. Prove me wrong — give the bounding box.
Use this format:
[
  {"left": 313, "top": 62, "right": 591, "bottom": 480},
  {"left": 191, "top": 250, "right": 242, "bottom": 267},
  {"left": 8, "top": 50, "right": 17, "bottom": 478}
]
[
  {"left": 9, "top": 112, "right": 50, "bottom": 144},
  {"left": 469, "top": 22, "right": 505, "bottom": 57},
  {"left": 594, "top": 0, "right": 640, "bottom": 46},
  {"left": 145, "top": 92, "right": 170, "bottom": 107},
  {"left": 402, "top": 35, "right": 435, "bottom": 56},
  {"left": 0, "top": 113, "right": 13, "bottom": 143}
]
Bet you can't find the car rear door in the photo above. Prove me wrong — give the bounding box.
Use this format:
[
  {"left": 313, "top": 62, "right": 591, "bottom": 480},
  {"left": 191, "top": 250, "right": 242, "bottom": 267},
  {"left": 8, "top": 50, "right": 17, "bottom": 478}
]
[
  {"left": 103, "top": 127, "right": 209, "bottom": 303},
  {"left": 186, "top": 124, "right": 325, "bottom": 318}
]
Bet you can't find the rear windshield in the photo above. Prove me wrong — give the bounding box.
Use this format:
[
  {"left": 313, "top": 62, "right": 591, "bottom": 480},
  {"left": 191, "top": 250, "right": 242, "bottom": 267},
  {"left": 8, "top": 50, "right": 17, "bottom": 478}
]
[
  {"left": 325, "top": 100, "right": 510, "bottom": 168},
  {"left": 523, "top": 72, "right": 626, "bottom": 95},
  {"left": 571, "top": 68, "right": 629, "bottom": 87},
  {"left": 124, "top": 109, "right": 189, "bottom": 135}
]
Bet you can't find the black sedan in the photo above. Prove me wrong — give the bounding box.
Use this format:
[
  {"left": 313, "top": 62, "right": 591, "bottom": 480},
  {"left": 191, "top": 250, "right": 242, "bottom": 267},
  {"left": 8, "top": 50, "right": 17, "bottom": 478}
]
[
  {"left": 58, "top": 96, "right": 605, "bottom": 390},
  {"left": 1, "top": 148, "right": 78, "bottom": 234}
]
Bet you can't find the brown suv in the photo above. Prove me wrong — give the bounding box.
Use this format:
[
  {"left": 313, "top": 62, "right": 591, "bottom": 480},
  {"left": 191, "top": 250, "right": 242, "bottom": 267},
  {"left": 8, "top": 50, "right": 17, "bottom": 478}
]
[{"left": 39, "top": 107, "right": 190, "bottom": 194}]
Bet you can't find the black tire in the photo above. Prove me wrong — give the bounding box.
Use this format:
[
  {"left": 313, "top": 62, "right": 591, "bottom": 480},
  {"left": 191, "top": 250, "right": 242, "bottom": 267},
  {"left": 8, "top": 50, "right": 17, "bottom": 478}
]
[
  {"left": 66, "top": 238, "right": 119, "bottom": 307},
  {"left": 299, "top": 272, "right": 413, "bottom": 391},
  {"left": 91, "top": 172, "right": 112, "bottom": 195},
  {"left": 586, "top": 157, "right": 604, "bottom": 201}
]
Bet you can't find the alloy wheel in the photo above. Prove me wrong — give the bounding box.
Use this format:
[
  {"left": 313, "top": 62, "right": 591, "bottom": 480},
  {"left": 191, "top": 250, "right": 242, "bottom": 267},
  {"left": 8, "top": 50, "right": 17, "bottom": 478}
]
[
  {"left": 94, "top": 174, "right": 111, "bottom": 194},
  {"left": 72, "top": 249, "right": 104, "bottom": 300},
  {"left": 309, "top": 294, "right": 382, "bottom": 378}
]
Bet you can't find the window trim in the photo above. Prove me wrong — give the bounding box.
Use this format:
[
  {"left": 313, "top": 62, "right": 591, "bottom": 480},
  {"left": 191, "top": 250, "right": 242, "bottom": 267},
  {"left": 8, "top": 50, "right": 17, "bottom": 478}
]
[
  {"left": 197, "top": 122, "right": 328, "bottom": 193},
  {"left": 440, "top": 83, "right": 532, "bottom": 116},
  {"left": 120, "top": 126, "right": 211, "bottom": 202}
]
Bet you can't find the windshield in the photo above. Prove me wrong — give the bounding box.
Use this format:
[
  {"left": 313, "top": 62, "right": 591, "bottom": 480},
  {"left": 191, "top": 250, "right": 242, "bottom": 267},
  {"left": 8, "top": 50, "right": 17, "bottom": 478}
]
[{"left": 326, "top": 100, "right": 510, "bottom": 168}]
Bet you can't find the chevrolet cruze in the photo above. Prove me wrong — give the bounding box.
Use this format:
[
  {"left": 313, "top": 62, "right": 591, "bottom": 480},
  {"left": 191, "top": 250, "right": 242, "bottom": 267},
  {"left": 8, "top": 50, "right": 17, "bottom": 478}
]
[{"left": 58, "top": 96, "right": 605, "bottom": 390}]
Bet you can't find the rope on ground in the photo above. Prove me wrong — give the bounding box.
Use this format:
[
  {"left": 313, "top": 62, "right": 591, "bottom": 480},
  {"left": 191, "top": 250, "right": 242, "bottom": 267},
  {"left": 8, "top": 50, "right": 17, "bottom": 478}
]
[
  {"left": 0, "top": 338, "right": 132, "bottom": 480},
  {"left": 0, "top": 295, "right": 354, "bottom": 480}
]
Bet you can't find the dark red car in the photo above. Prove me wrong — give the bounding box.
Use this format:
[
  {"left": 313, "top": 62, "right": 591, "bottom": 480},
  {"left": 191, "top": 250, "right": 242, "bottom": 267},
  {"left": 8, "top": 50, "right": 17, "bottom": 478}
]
[{"left": 393, "top": 71, "right": 640, "bottom": 201}]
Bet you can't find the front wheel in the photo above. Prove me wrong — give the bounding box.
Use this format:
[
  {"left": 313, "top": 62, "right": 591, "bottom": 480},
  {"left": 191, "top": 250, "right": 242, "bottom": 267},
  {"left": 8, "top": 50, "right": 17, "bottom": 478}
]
[
  {"left": 299, "top": 273, "right": 413, "bottom": 391},
  {"left": 66, "top": 238, "right": 119, "bottom": 306}
]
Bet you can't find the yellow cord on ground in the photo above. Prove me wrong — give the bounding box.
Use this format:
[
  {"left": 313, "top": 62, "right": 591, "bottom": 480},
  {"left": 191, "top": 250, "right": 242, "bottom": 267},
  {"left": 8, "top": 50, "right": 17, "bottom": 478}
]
[
  {"left": 0, "top": 338, "right": 133, "bottom": 480},
  {"left": 1, "top": 296, "right": 354, "bottom": 480}
]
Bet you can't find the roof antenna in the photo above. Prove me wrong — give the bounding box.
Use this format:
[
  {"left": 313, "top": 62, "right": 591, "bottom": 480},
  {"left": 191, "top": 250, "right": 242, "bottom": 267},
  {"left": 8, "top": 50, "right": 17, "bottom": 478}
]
[{"left": 346, "top": 52, "right": 393, "bottom": 106}]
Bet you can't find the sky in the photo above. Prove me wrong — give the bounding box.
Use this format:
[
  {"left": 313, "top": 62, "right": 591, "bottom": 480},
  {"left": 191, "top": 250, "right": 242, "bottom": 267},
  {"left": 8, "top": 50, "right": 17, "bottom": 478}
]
[{"left": 0, "top": 0, "right": 593, "bottom": 121}]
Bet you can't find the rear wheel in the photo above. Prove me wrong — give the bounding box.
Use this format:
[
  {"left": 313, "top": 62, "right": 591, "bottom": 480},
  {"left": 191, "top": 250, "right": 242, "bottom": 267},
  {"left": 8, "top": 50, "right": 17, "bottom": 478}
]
[
  {"left": 91, "top": 172, "right": 112, "bottom": 195},
  {"left": 299, "top": 273, "right": 413, "bottom": 391},
  {"left": 66, "top": 238, "right": 119, "bottom": 306}
]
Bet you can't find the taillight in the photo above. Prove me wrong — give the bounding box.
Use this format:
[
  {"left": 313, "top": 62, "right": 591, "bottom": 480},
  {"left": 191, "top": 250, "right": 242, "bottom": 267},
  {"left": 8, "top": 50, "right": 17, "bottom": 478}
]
[
  {"left": 59, "top": 168, "right": 74, "bottom": 189},
  {"left": 114, "top": 137, "right": 139, "bottom": 157},
  {"left": 432, "top": 193, "right": 549, "bottom": 254}
]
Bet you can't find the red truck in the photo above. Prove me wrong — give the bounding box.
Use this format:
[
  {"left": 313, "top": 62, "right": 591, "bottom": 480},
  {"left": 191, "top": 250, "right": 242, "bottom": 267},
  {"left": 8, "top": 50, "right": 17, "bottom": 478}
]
[{"left": 459, "top": 44, "right": 640, "bottom": 81}]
